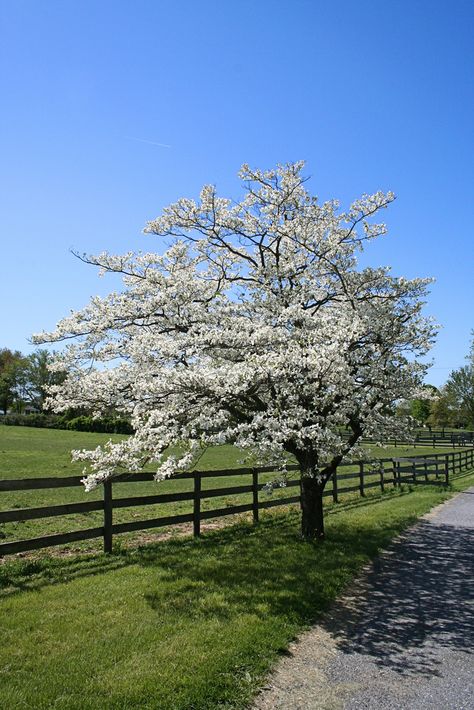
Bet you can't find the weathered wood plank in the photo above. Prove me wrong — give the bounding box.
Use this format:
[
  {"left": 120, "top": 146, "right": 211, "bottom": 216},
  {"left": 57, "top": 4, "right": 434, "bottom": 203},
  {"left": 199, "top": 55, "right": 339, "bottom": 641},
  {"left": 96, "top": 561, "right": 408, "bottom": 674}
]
[
  {"left": 335, "top": 485, "right": 360, "bottom": 495},
  {"left": 0, "top": 476, "right": 84, "bottom": 491},
  {"left": 0, "top": 500, "right": 103, "bottom": 523},
  {"left": 197, "top": 464, "right": 299, "bottom": 478},
  {"left": 114, "top": 471, "right": 194, "bottom": 483},
  {"left": 0, "top": 527, "right": 104, "bottom": 556},
  {"left": 112, "top": 490, "right": 194, "bottom": 508},
  {"left": 103, "top": 480, "right": 113, "bottom": 554},
  {"left": 252, "top": 470, "right": 259, "bottom": 523},
  {"left": 193, "top": 471, "right": 201, "bottom": 537},
  {"left": 336, "top": 471, "right": 362, "bottom": 481},
  {"left": 111, "top": 512, "right": 194, "bottom": 535}
]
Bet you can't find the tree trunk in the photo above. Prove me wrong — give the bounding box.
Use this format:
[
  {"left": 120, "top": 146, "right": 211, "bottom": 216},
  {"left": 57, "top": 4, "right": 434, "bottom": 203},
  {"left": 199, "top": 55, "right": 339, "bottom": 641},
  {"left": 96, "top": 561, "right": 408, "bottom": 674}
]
[{"left": 300, "top": 475, "right": 325, "bottom": 540}]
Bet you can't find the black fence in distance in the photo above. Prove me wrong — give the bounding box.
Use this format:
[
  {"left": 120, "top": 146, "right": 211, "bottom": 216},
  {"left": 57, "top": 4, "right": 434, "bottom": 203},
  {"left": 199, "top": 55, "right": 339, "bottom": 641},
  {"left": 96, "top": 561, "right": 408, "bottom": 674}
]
[{"left": 358, "top": 428, "right": 474, "bottom": 448}]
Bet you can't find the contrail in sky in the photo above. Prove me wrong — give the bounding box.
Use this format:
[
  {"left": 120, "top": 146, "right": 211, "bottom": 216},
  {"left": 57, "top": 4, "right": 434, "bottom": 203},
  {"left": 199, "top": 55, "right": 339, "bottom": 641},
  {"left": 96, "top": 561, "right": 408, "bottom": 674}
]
[{"left": 125, "top": 136, "right": 172, "bottom": 148}]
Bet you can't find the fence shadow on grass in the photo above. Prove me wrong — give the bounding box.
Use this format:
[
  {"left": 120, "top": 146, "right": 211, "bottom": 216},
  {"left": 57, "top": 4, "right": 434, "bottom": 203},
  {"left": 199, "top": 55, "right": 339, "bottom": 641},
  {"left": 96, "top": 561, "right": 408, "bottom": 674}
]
[
  {"left": 133, "top": 510, "right": 430, "bottom": 630},
  {"left": 0, "top": 499, "right": 419, "bottom": 617},
  {"left": 0, "top": 551, "right": 129, "bottom": 596},
  {"left": 321, "top": 516, "right": 474, "bottom": 678},
  {"left": 1, "top": 483, "right": 472, "bottom": 693},
  {"left": 0, "top": 485, "right": 423, "bottom": 599}
]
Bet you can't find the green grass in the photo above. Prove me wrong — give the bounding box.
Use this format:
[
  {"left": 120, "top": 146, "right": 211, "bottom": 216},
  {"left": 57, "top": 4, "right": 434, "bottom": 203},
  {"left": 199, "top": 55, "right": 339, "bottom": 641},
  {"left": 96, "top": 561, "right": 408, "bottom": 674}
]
[
  {"left": 0, "top": 425, "right": 468, "bottom": 550},
  {"left": 1, "top": 470, "right": 473, "bottom": 709},
  {"left": 1, "top": 426, "right": 473, "bottom": 708},
  {"left": 0, "top": 427, "right": 263, "bottom": 547}
]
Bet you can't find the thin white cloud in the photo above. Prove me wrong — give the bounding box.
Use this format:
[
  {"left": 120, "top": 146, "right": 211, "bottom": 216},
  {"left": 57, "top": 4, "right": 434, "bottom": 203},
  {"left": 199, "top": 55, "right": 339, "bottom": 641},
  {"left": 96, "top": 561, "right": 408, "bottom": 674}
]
[{"left": 125, "top": 136, "right": 172, "bottom": 148}]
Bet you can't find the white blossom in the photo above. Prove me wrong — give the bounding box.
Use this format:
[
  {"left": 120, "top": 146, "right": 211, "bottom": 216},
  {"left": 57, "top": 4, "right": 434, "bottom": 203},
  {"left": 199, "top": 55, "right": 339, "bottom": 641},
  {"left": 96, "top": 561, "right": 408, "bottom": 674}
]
[{"left": 33, "top": 161, "right": 436, "bottom": 493}]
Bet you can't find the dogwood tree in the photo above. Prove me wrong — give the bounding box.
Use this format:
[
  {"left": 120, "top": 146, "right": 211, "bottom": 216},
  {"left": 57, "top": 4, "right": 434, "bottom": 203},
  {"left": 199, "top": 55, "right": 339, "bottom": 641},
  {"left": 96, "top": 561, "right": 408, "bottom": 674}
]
[{"left": 34, "top": 162, "right": 436, "bottom": 538}]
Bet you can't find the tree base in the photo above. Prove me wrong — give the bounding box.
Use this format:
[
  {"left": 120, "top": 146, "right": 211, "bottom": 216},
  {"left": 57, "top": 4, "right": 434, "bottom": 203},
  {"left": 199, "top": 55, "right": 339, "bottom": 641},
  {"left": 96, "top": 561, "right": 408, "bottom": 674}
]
[{"left": 300, "top": 476, "right": 325, "bottom": 540}]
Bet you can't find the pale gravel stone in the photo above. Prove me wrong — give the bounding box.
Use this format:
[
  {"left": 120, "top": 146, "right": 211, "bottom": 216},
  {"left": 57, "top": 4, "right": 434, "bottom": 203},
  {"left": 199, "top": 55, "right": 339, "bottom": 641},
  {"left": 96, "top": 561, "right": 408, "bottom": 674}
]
[{"left": 253, "top": 487, "right": 474, "bottom": 710}]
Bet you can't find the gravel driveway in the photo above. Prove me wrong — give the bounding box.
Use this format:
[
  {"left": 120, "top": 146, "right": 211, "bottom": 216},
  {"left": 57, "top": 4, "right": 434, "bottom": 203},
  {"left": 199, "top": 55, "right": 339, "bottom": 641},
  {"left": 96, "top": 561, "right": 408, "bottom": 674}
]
[{"left": 253, "top": 488, "right": 474, "bottom": 710}]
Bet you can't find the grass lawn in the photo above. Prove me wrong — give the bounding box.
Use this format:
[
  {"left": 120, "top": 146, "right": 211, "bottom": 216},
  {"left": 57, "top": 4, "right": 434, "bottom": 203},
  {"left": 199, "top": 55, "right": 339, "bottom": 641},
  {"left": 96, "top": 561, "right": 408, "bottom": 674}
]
[
  {"left": 0, "top": 466, "right": 473, "bottom": 709},
  {"left": 0, "top": 425, "right": 469, "bottom": 550},
  {"left": 0, "top": 427, "right": 473, "bottom": 708}
]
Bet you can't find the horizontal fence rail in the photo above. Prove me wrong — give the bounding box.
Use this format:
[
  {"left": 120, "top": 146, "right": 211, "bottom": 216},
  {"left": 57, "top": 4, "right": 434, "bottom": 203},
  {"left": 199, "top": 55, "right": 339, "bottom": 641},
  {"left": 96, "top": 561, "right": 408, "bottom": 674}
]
[
  {"left": 353, "top": 428, "right": 474, "bottom": 448},
  {"left": 1, "top": 449, "right": 473, "bottom": 557}
]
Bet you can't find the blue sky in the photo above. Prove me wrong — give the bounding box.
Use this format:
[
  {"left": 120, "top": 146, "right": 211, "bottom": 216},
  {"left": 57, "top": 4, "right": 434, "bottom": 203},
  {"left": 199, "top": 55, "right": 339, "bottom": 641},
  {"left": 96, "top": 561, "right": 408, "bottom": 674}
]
[{"left": 1, "top": 0, "right": 473, "bottom": 386}]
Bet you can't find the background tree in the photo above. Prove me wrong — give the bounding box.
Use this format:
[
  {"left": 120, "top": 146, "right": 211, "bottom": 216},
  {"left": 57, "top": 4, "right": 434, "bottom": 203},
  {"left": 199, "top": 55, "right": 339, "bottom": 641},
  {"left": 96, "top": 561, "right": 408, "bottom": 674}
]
[
  {"left": 0, "top": 348, "right": 25, "bottom": 414},
  {"left": 443, "top": 364, "right": 474, "bottom": 428},
  {"left": 426, "top": 390, "right": 455, "bottom": 428},
  {"left": 16, "top": 349, "right": 67, "bottom": 412},
  {"left": 409, "top": 384, "right": 438, "bottom": 426},
  {"left": 34, "top": 162, "right": 436, "bottom": 539},
  {"left": 410, "top": 398, "right": 430, "bottom": 425},
  {"left": 427, "top": 335, "right": 474, "bottom": 429}
]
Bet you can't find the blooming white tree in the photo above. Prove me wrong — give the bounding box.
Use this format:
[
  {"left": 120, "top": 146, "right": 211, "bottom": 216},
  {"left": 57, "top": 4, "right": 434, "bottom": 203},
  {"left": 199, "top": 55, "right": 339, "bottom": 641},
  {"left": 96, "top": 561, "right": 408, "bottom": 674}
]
[{"left": 34, "top": 162, "right": 436, "bottom": 538}]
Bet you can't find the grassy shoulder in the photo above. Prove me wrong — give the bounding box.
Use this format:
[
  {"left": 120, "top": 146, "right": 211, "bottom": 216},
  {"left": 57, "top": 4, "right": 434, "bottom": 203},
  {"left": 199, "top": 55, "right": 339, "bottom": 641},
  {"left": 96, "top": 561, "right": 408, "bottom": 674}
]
[{"left": 0, "top": 469, "right": 473, "bottom": 710}]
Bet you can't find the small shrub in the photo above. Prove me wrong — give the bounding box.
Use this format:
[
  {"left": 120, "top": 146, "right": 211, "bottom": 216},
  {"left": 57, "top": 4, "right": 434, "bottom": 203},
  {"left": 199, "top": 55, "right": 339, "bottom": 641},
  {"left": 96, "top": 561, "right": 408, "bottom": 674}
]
[
  {"left": 0, "top": 413, "right": 61, "bottom": 428},
  {"left": 66, "top": 415, "right": 133, "bottom": 434}
]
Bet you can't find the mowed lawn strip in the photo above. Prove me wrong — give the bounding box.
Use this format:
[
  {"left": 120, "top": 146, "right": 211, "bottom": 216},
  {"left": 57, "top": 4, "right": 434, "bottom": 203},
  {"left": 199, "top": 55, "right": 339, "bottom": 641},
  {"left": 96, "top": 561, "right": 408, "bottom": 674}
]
[
  {"left": 1, "top": 469, "right": 474, "bottom": 710},
  {"left": 0, "top": 426, "right": 468, "bottom": 548}
]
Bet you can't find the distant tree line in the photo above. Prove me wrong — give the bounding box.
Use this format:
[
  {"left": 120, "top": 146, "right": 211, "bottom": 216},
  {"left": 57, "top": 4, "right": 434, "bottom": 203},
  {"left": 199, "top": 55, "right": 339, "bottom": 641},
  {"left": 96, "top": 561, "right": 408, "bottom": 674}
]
[
  {"left": 0, "top": 348, "right": 64, "bottom": 415},
  {"left": 402, "top": 335, "right": 474, "bottom": 429},
  {"left": 0, "top": 348, "right": 133, "bottom": 434}
]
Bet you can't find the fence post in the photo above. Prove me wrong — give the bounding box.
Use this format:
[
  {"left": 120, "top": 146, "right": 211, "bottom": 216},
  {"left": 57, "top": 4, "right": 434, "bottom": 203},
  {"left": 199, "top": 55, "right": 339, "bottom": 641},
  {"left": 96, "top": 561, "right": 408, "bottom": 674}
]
[
  {"left": 395, "top": 459, "right": 401, "bottom": 487},
  {"left": 359, "top": 462, "right": 365, "bottom": 497},
  {"left": 445, "top": 454, "right": 449, "bottom": 485},
  {"left": 252, "top": 469, "right": 259, "bottom": 523},
  {"left": 193, "top": 471, "right": 201, "bottom": 537},
  {"left": 103, "top": 480, "right": 113, "bottom": 554},
  {"left": 380, "top": 462, "right": 385, "bottom": 493},
  {"left": 332, "top": 467, "right": 338, "bottom": 503}
]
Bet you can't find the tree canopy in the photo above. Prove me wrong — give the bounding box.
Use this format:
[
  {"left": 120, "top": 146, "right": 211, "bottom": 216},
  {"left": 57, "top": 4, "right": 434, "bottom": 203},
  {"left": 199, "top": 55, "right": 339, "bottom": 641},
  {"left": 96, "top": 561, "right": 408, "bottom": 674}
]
[
  {"left": 0, "top": 348, "right": 25, "bottom": 414},
  {"left": 0, "top": 348, "right": 65, "bottom": 414},
  {"left": 443, "top": 337, "right": 474, "bottom": 427},
  {"left": 34, "top": 162, "right": 436, "bottom": 537}
]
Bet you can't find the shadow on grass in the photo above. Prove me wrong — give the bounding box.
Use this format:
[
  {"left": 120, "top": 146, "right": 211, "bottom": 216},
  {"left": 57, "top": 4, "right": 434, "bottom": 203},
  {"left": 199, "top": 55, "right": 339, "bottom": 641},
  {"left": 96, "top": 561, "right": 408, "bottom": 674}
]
[
  {"left": 0, "top": 486, "right": 442, "bottom": 605},
  {"left": 2, "top": 488, "right": 472, "bottom": 682},
  {"left": 0, "top": 552, "right": 128, "bottom": 595},
  {"left": 0, "top": 487, "right": 411, "bottom": 599}
]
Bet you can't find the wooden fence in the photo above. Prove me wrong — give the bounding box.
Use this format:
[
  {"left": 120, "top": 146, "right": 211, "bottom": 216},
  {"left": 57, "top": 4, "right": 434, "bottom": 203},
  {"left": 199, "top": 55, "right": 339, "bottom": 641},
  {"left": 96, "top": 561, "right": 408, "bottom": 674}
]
[
  {"left": 1, "top": 448, "right": 473, "bottom": 557},
  {"left": 359, "top": 429, "right": 474, "bottom": 448}
]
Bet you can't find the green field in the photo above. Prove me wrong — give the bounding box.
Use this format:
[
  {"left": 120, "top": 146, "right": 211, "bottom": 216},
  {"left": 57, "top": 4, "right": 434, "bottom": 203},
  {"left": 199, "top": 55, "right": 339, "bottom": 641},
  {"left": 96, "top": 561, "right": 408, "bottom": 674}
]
[
  {"left": 0, "top": 426, "right": 463, "bottom": 551},
  {"left": 1, "top": 426, "right": 473, "bottom": 708}
]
